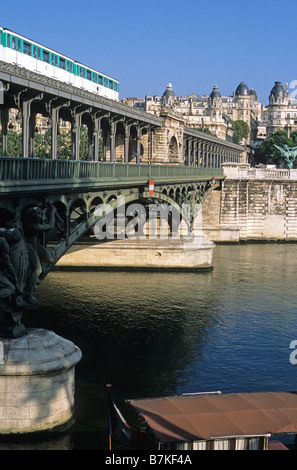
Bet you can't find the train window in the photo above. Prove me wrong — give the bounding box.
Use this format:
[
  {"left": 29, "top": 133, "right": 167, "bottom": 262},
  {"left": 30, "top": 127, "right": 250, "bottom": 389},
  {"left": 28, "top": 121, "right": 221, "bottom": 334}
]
[
  {"left": 104, "top": 77, "right": 108, "bottom": 87},
  {"left": 23, "top": 42, "right": 31, "bottom": 55},
  {"left": 98, "top": 75, "right": 102, "bottom": 85},
  {"left": 51, "top": 54, "right": 58, "bottom": 66},
  {"left": 33, "top": 46, "right": 41, "bottom": 59},
  {"left": 43, "top": 50, "right": 49, "bottom": 63},
  {"left": 109, "top": 81, "right": 113, "bottom": 89},
  {"left": 87, "top": 70, "right": 91, "bottom": 80},
  {"left": 67, "top": 61, "right": 73, "bottom": 72},
  {"left": 78, "top": 67, "right": 85, "bottom": 77},
  {"left": 59, "top": 58, "right": 66, "bottom": 69},
  {"left": 92, "top": 73, "right": 98, "bottom": 83},
  {"left": 12, "top": 37, "right": 21, "bottom": 51}
]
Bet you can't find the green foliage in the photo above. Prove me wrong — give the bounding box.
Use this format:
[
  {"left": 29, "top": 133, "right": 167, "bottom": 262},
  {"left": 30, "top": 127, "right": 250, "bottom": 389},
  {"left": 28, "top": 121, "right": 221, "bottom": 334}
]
[
  {"left": 0, "top": 130, "right": 22, "bottom": 157},
  {"left": 231, "top": 120, "right": 250, "bottom": 144},
  {"left": 7, "top": 131, "right": 22, "bottom": 157},
  {"left": 34, "top": 129, "right": 51, "bottom": 158},
  {"left": 257, "top": 130, "right": 297, "bottom": 167},
  {"left": 57, "top": 130, "right": 72, "bottom": 159},
  {"left": 0, "top": 126, "right": 103, "bottom": 160},
  {"left": 195, "top": 127, "right": 215, "bottom": 136},
  {"left": 79, "top": 125, "right": 89, "bottom": 160}
]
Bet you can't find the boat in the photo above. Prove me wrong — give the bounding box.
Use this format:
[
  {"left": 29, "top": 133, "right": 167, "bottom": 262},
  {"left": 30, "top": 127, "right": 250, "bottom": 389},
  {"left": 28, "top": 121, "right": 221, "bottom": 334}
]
[{"left": 126, "top": 391, "right": 297, "bottom": 450}]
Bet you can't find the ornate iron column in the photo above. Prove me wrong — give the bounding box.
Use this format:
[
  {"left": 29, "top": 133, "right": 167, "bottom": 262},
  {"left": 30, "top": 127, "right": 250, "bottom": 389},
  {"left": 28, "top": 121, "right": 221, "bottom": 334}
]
[
  {"left": 46, "top": 99, "right": 70, "bottom": 159},
  {"left": 124, "top": 119, "right": 134, "bottom": 163},
  {"left": 71, "top": 106, "right": 92, "bottom": 160},
  {"left": 0, "top": 84, "right": 10, "bottom": 156},
  {"left": 0, "top": 106, "right": 9, "bottom": 156},
  {"left": 14, "top": 91, "right": 44, "bottom": 158},
  {"left": 108, "top": 116, "right": 124, "bottom": 162}
]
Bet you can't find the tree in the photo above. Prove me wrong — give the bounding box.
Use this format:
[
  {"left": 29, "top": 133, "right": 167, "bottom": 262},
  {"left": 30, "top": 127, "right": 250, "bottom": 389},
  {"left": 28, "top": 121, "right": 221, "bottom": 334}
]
[
  {"left": 80, "top": 125, "right": 89, "bottom": 160},
  {"left": 195, "top": 127, "right": 215, "bottom": 136},
  {"left": 34, "top": 129, "right": 51, "bottom": 158},
  {"left": 57, "top": 130, "right": 72, "bottom": 159},
  {"left": 7, "top": 131, "right": 22, "bottom": 157},
  {"left": 257, "top": 130, "right": 297, "bottom": 167},
  {"left": 231, "top": 120, "right": 250, "bottom": 144}
]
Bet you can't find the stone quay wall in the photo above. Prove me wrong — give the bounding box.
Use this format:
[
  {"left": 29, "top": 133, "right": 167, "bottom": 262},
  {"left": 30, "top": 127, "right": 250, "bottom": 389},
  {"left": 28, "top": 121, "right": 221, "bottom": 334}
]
[{"left": 202, "top": 163, "right": 297, "bottom": 243}]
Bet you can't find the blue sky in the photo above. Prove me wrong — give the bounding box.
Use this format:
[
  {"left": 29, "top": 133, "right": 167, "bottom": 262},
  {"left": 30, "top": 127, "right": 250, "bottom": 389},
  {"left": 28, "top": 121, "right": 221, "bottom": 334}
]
[{"left": 1, "top": 0, "right": 296, "bottom": 104}]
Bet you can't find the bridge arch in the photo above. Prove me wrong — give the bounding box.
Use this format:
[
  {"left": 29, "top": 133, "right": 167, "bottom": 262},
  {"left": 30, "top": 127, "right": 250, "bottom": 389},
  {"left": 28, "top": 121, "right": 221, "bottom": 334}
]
[{"left": 54, "top": 187, "right": 198, "bottom": 260}]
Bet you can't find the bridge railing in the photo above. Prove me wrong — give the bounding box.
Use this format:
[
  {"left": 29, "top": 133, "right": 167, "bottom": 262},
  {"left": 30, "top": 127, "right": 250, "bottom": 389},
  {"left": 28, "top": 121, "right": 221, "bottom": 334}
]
[{"left": 0, "top": 157, "right": 223, "bottom": 181}]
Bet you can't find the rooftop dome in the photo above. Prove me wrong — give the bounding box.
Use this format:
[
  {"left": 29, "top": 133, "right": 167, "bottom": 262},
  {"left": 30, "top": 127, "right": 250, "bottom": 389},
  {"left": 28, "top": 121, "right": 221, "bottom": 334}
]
[
  {"left": 249, "top": 89, "right": 258, "bottom": 100},
  {"left": 269, "top": 81, "right": 285, "bottom": 101},
  {"left": 209, "top": 85, "right": 221, "bottom": 100},
  {"left": 235, "top": 81, "right": 249, "bottom": 96},
  {"left": 162, "top": 83, "right": 176, "bottom": 99}
]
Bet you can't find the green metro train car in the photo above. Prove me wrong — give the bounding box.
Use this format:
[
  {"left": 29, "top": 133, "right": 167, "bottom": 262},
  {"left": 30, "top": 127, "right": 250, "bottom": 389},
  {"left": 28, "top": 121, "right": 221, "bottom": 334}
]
[{"left": 0, "top": 26, "right": 120, "bottom": 100}]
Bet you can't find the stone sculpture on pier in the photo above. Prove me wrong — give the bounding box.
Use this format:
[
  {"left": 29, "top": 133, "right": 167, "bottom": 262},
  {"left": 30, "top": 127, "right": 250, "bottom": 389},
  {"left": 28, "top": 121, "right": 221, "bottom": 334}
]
[{"left": 0, "top": 199, "right": 62, "bottom": 337}]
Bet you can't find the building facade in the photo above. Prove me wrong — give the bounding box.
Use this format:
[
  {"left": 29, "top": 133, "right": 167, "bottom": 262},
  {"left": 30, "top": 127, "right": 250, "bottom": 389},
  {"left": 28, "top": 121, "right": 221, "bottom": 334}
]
[
  {"left": 264, "top": 81, "right": 297, "bottom": 138},
  {"left": 123, "top": 82, "right": 262, "bottom": 145}
]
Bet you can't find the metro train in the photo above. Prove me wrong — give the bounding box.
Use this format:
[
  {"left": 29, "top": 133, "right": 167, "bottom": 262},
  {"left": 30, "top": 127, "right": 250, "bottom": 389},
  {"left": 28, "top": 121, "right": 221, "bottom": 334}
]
[{"left": 0, "top": 27, "right": 120, "bottom": 101}]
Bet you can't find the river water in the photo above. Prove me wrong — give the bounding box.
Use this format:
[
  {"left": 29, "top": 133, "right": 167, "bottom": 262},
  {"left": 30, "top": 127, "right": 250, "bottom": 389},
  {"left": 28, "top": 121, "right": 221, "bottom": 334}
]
[{"left": 2, "top": 243, "right": 297, "bottom": 450}]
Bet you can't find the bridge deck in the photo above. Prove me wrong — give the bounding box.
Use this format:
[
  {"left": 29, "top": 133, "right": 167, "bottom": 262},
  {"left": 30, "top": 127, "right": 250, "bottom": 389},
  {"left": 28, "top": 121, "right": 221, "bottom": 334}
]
[{"left": 0, "top": 157, "right": 224, "bottom": 195}]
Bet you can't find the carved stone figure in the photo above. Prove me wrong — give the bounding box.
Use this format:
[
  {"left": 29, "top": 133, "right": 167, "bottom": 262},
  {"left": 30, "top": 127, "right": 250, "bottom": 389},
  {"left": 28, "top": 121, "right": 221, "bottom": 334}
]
[
  {"left": 0, "top": 228, "right": 30, "bottom": 336},
  {"left": 0, "top": 199, "right": 63, "bottom": 336},
  {"left": 0, "top": 228, "right": 22, "bottom": 301},
  {"left": 22, "top": 202, "right": 59, "bottom": 303}
]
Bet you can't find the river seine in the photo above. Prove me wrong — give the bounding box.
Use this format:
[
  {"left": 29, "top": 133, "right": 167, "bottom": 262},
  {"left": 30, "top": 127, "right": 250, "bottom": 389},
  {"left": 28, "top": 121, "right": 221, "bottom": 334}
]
[{"left": 2, "top": 242, "right": 297, "bottom": 450}]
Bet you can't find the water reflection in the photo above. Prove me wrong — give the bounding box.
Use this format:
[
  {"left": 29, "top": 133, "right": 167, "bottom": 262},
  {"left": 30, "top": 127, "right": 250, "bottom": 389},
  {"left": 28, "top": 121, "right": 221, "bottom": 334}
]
[
  {"left": 29, "top": 269, "right": 217, "bottom": 397},
  {"left": 3, "top": 243, "right": 297, "bottom": 449}
]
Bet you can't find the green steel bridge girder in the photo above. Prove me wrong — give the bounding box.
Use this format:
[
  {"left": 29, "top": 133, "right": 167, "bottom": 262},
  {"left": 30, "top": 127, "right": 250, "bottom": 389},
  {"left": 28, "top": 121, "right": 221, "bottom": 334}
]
[{"left": 0, "top": 158, "right": 223, "bottom": 261}]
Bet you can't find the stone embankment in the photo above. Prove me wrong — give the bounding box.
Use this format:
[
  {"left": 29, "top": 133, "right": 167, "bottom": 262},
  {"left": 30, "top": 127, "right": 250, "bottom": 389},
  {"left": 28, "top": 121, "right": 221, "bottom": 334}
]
[{"left": 202, "top": 163, "right": 297, "bottom": 243}]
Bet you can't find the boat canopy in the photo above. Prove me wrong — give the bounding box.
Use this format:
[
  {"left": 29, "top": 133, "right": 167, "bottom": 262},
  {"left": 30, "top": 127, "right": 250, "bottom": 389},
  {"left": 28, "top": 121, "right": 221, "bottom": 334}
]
[{"left": 129, "top": 392, "right": 297, "bottom": 443}]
